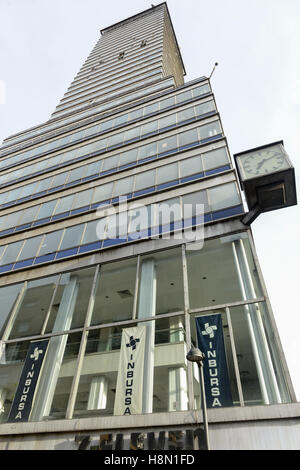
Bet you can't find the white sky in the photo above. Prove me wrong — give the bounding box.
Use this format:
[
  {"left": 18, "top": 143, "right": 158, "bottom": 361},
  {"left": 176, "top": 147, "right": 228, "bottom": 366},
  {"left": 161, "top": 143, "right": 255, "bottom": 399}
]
[{"left": 0, "top": 0, "right": 299, "bottom": 400}]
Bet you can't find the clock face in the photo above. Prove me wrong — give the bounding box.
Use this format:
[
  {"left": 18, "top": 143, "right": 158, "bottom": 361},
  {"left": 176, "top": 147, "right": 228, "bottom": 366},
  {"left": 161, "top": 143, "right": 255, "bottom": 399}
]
[{"left": 239, "top": 147, "right": 289, "bottom": 179}]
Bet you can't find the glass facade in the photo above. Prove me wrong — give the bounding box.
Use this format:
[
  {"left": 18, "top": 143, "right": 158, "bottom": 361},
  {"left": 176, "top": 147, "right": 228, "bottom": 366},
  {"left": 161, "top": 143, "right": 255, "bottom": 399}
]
[
  {"left": 0, "top": 234, "right": 292, "bottom": 424},
  {"left": 0, "top": 3, "right": 294, "bottom": 439}
]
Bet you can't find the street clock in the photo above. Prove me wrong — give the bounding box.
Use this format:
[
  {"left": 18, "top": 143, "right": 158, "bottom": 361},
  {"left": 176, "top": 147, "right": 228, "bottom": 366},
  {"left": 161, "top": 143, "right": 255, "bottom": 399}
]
[{"left": 234, "top": 141, "right": 297, "bottom": 224}]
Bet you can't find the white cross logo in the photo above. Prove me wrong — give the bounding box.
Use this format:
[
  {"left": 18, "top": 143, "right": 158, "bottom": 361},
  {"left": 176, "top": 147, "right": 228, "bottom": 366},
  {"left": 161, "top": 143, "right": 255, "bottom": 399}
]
[
  {"left": 201, "top": 322, "right": 217, "bottom": 339},
  {"left": 30, "top": 347, "right": 43, "bottom": 361}
]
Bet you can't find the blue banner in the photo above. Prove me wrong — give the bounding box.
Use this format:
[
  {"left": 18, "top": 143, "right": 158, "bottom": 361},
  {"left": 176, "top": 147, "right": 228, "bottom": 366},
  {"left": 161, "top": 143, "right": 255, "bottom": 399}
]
[
  {"left": 195, "top": 314, "right": 233, "bottom": 408},
  {"left": 7, "top": 339, "right": 49, "bottom": 422}
]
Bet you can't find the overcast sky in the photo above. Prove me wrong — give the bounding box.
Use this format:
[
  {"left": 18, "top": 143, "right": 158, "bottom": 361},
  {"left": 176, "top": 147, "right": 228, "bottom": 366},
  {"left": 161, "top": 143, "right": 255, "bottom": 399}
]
[{"left": 0, "top": 0, "right": 299, "bottom": 400}]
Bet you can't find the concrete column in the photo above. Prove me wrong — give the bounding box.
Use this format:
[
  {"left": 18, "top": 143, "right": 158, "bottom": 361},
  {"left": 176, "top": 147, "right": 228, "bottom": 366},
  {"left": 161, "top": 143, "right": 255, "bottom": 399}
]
[
  {"left": 30, "top": 275, "right": 79, "bottom": 421},
  {"left": 168, "top": 317, "right": 188, "bottom": 411},
  {"left": 137, "top": 258, "right": 156, "bottom": 414},
  {"left": 87, "top": 376, "right": 108, "bottom": 410},
  {"left": 0, "top": 388, "right": 7, "bottom": 417},
  {"left": 232, "top": 240, "right": 281, "bottom": 405},
  {"left": 168, "top": 367, "right": 188, "bottom": 411}
]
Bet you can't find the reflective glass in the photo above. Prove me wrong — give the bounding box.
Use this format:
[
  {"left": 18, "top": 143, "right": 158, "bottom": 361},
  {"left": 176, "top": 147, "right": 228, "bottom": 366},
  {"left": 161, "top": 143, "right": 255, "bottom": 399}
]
[
  {"left": 38, "top": 230, "right": 63, "bottom": 256},
  {"left": 208, "top": 183, "right": 240, "bottom": 212}
]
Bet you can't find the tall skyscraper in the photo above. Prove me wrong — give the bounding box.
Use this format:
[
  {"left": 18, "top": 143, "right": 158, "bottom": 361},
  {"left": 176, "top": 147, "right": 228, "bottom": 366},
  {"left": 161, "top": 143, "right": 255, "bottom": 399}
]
[{"left": 0, "top": 3, "right": 298, "bottom": 450}]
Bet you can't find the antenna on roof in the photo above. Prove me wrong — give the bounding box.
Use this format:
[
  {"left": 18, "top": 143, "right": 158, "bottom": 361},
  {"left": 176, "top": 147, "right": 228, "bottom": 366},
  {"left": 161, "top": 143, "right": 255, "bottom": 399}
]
[{"left": 209, "top": 62, "right": 218, "bottom": 79}]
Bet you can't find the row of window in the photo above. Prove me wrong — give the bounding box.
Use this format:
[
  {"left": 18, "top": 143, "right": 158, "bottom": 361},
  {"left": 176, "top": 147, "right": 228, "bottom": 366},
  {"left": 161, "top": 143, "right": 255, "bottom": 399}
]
[
  {"left": 0, "top": 121, "right": 223, "bottom": 208},
  {"left": 80, "top": 20, "right": 163, "bottom": 75},
  {"left": 61, "top": 57, "right": 162, "bottom": 106},
  {"left": 70, "top": 42, "right": 163, "bottom": 93},
  {"left": 66, "top": 52, "right": 163, "bottom": 101},
  {"left": 57, "top": 39, "right": 165, "bottom": 108},
  {"left": 70, "top": 27, "right": 164, "bottom": 91},
  {"left": 0, "top": 84, "right": 210, "bottom": 175},
  {"left": 52, "top": 72, "right": 164, "bottom": 119},
  {"left": 55, "top": 67, "right": 163, "bottom": 114},
  {"left": 0, "top": 51, "right": 168, "bottom": 152},
  {"left": 0, "top": 147, "right": 230, "bottom": 235},
  {"left": 0, "top": 182, "right": 242, "bottom": 272}
]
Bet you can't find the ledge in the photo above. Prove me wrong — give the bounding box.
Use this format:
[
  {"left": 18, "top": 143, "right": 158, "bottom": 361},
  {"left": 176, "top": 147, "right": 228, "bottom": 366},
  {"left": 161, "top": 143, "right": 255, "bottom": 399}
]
[{"left": 0, "top": 402, "right": 299, "bottom": 437}]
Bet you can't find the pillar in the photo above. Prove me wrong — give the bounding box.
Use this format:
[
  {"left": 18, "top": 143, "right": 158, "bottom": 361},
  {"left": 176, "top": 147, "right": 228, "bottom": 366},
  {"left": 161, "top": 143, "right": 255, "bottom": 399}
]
[
  {"left": 137, "top": 258, "right": 156, "bottom": 414},
  {"left": 30, "top": 275, "right": 79, "bottom": 421}
]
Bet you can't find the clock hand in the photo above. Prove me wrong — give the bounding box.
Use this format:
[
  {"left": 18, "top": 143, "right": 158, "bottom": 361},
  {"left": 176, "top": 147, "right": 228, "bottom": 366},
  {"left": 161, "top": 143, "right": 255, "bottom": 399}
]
[{"left": 256, "top": 159, "right": 267, "bottom": 170}]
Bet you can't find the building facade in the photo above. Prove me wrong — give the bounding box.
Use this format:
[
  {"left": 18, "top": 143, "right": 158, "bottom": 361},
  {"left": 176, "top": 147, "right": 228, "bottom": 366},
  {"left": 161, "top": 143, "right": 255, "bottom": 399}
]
[{"left": 0, "top": 3, "right": 299, "bottom": 450}]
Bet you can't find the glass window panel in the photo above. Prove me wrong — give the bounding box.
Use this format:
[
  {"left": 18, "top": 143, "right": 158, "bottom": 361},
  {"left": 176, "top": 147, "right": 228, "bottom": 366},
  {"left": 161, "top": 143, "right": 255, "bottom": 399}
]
[
  {"left": 101, "top": 119, "right": 114, "bottom": 132},
  {"left": 112, "top": 176, "right": 134, "bottom": 197},
  {"left": 54, "top": 194, "right": 75, "bottom": 215},
  {"left": 157, "top": 135, "right": 177, "bottom": 154},
  {"left": 176, "top": 90, "right": 192, "bottom": 103},
  {"left": 5, "top": 187, "right": 24, "bottom": 203},
  {"left": 0, "top": 191, "right": 8, "bottom": 205},
  {"left": 51, "top": 172, "right": 68, "bottom": 188},
  {"left": 0, "top": 283, "right": 23, "bottom": 337},
  {"left": 135, "top": 169, "right": 156, "bottom": 191},
  {"left": 178, "top": 128, "right": 198, "bottom": 148},
  {"left": 102, "top": 154, "right": 119, "bottom": 171},
  {"left": 199, "top": 121, "right": 222, "bottom": 140},
  {"left": 37, "top": 230, "right": 64, "bottom": 256},
  {"left": 123, "top": 126, "right": 140, "bottom": 142},
  {"left": 59, "top": 224, "right": 84, "bottom": 250},
  {"left": 37, "top": 199, "right": 57, "bottom": 220},
  {"left": 30, "top": 332, "right": 82, "bottom": 421},
  {"left": 82, "top": 219, "right": 99, "bottom": 244},
  {"left": 158, "top": 113, "right": 176, "bottom": 130},
  {"left": 93, "top": 182, "right": 113, "bottom": 203},
  {"left": 128, "top": 203, "right": 153, "bottom": 233},
  {"left": 177, "top": 107, "right": 195, "bottom": 123},
  {"left": 141, "top": 120, "right": 158, "bottom": 135},
  {"left": 128, "top": 108, "right": 143, "bottom": 121},
  {"left": 18, "top": 235, "right": 43, "bottom": 261},
  {"left": 91, "top": 257, "right": 137, "bottom": 326},
  {"left": 19, "top": 181, "right": 39, "bottom": 198},
  {"left": 85, "top": 160, "right": 102, "bottom": 177},
  {"left": 2, "top": 212, "right": 23, "bottom": 230},
  {"left": 195, "top": 100, "right": 215, "bottom": 116},
  {"left": 141, "top": 247, "right": 184, "bottom": 315},
  {"left": 180, "top": 155, "right": 203, "bottom": 177},
  {"left": 159, "top": 96, "right": 175, "bottom": 110},
  {"left": 107, "top": 132, "right": 122, "bottom": 148},
  {"left": 137, "top": 141, "right": 157, "bottom": 160},
  {"left": 121, "top": 148, "right": 138, "bottom": 165},
  {"left": 114, "top": 113, "right": 128, "bottom": 126},
  {"left": 208, "top": 183, "right": 240, "bottom": 212},
  {"left": 157, "top": 162, "right": 178, "bottom": 185},
  {"left": 153, "top": 315, "right": 187, "bottom": 412},
  {"left": 67, "top": 166, "right": 84, "bottom": 183},
  {"left": 19, "top": 206, "right": 40, "bottom": 225},
  {"left": 73, "top": 188, "right": 93, "bottom": 209},
  {"left": 73, "top": 322, "right": 136, "bottom": 418},
  {"left": 45, "top": 267, "right": 96, "bottom": 333},
  {"left": 182, "top": 190, "right": 209, "bottom": 215},
  {"left": 0, "top": 340, "right": 29, "bottom": 422},
  {"left": 144, "top": 102, "right": 159, "bottom": 115},
  {"left": 46, "top": 154, "right": 62, "bottom": 169},
  {"left": 156, "top": 197, "right": 181, "bottom": 226},
  {"left": 202, "top": 147, "right": 229, "bottom": 171},
  {"left": 192, "top": 84, "right": 210, "bottom": 97},
  {"left": 0, "top": 241, "right": 23, "bottom": 265},
  {"left": 88, "top": 137, "right": 107, "bottom": 153},
  {"left": 35, "top": 176, "right": 53, "bottom": 193}
]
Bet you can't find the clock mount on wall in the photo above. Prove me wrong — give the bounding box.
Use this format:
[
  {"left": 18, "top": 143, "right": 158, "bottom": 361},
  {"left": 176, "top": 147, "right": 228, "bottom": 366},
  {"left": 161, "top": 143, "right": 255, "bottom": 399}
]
[{"left": 234, "top": 141, "right": 297, "bottom": 224}]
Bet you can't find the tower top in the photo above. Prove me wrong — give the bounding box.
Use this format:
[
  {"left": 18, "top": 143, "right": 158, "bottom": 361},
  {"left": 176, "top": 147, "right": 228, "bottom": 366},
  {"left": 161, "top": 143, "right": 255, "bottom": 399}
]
[{"left": 100, "top": 2, "right": 186, "bottom": 76}]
